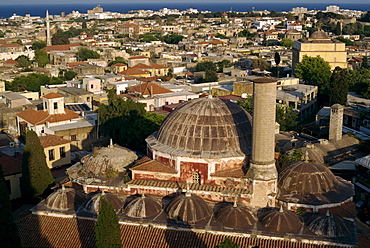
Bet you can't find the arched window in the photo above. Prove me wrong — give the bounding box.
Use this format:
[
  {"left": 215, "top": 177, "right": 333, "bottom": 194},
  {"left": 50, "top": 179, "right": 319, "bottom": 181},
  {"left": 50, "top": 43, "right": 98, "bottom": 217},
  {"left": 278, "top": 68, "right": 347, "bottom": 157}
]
[{"left": 192, "top": 171, "right": 201, "bottom": 184}]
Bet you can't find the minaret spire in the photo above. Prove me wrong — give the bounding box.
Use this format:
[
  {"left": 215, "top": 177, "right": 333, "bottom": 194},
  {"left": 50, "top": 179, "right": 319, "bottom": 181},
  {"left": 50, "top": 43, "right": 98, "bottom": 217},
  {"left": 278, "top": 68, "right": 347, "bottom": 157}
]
[{"left": 46, "top": 10, "right": 51, "bottom": 47}]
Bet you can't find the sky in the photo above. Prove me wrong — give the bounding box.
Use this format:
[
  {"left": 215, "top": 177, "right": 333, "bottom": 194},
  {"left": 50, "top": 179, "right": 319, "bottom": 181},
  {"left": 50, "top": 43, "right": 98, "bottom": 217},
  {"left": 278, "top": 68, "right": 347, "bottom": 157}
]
[{"left": 0, "top": 0, "right": 369, "bottom": 5}]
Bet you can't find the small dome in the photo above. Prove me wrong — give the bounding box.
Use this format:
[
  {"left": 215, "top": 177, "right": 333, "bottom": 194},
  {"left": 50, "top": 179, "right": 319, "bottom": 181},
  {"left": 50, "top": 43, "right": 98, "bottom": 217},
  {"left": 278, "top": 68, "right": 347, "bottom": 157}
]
[
  {"left": 45, "top": 186, "right": 87, "bottom": 211},
  {"left": 309, "top": 31, "right": 329, "bottom": 40},
  {"left": 147, "top": 97, "right": 252, "bottom": 158},
  {"left": 215, "top": 202, "right": 256, "bottom": 228},
  {"left": 166, "top": 193, "right": 212, "bottom": 223},
  {"left": 279, "top": 161, "right": 338, "bottom": 195},
  {"left": 305, "top": 212, "right": 349, "bottom": 237},
  {"left": 125, "top": 195, "right": 162, "bottom": 218},
  {"left": 81, "top": 145, "right": 138, "bottom": 177},
  {"left": 259, "top": 207, "right": 303, "bottom": 233},
  {"left": 83, "top": 191, "right": 123, "bottom": 214}
]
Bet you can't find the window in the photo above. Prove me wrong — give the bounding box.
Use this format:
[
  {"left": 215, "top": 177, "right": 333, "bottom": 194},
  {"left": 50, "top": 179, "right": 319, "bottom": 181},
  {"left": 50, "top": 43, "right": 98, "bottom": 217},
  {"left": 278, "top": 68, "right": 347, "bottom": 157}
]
[
  {"left": 91, "top": 84, "right": 94, "bottom": 89},
  {"left": 5, "top": 179, "right": 11, "bottom": 194},
  {"left": 53, "top": 102, "right": 58, "bottom": 110},
  {"left": 192, "top": 171, "right": 201, "bottom": 184},
  {"left": 71, "top": 135, "right": 77, "bottom": 141},
  {"left": 49, "top": 149, "right": 55, "bottom": 161},
  {"left": 44, "top": 101, "right": 47, "bottom": 110},
  {"left": 60, "top": 147, "right": 66, "bottom": 158}
]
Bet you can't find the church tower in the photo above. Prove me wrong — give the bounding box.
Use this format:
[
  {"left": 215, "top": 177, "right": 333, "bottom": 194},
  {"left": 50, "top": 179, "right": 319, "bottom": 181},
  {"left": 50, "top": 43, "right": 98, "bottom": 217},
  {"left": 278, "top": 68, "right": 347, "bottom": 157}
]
[
  {"left": 46, "top": 10, "right": 51, "bottom": 47},
  {"left": 42, "top": 92, "right": 65, "bottom": 115},
  {"left": 247, "top": 78, "right": 278, "bottom": 207},
  {"left": 329, "top": 104, "right": 344, "bottom": 141}
]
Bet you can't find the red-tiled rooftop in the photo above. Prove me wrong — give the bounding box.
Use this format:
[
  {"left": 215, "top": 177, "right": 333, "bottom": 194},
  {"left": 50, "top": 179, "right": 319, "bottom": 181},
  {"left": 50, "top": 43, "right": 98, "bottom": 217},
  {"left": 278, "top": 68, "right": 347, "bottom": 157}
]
[
  {"left": 39, "top": 135, "right": 70, "bottom": 148},
  {"left": 43, "top": 44, "right": 80, "bottom": 52},
  {"left": 42, "top": 92, "right": 63, "bottom": 99},
  {"left": 16, "top": 109, "right": 79, "bottom": 125},
  {"left": 1, "top": 43, "right": 22, "bottom": 47},
  {"left": 128, "top": 82, "right": 172, "bottom": 95},
  {"left": 118, "top": 68, "right": 150, "bottom": 76},
  {"left": 0, "top": 152, "right": 22, "bottom": 176},
  {"left": 132, "top": 158, "right": 177, "bottom": 174}
]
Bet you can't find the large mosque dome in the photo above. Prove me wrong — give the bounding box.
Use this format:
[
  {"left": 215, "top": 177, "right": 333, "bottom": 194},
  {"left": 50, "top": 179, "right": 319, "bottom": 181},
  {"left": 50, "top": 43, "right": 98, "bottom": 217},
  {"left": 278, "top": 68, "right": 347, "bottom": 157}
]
[{"left": 146, "top": 97, "right": 252, "bottom": 158}]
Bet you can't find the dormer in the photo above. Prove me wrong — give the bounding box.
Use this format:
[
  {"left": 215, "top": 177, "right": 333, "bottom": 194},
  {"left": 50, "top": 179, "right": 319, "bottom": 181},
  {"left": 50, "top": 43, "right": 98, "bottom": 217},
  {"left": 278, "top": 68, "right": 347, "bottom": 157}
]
[{"left": 42, "top": 92, "right": 65, "bottom": 115}]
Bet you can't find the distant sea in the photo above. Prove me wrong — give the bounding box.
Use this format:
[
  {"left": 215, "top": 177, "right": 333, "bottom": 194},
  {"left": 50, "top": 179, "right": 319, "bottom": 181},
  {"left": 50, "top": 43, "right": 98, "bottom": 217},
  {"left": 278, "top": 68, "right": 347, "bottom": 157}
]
[{"left": 0, "top": 3, "right": 368, "bottom": 19}]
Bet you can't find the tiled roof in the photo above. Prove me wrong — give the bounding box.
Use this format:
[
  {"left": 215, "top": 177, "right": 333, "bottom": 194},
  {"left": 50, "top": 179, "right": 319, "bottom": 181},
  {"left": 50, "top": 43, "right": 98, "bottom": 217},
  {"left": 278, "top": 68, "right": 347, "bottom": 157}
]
[
  {"left": 4, "top": 59, "right": 17, "bottom": 64},
  {"left": 1, "top": 43, "right": 22, "bottom": 47},
  {"left": 16, "top": 109, "right": 79, "bottom": 125},
  {"left": 39, "top": 135, "right": 70, "bottom": 148},
  {"left": 211, "top": 167, "right": 246, "bottom": 178},
  {"left": 128, "top": 56, "right": 149, "bottom": 60},
  {"left": 131, "top": 158, "right": 177, "bottom": 174},
  {"left": 42, "top": 92, "right": 63, "bottom": 99},
  {"left": 128, "top": 179, "right": 249, "bottom": 195},
  {"left": 43, "top": 44, "right": 80, "bottom": 52},
  {"left": 66, "top": 62, "right": 88, "bottom": 67},
  {"left": 118, "top": 68, "right": 150, "bottom": 76},
  {"left": 16, "top": 214, "right": 355, "bottom": 248},
  {"left": 128, "top": 82, "right": 172, "bottom": 95},
  {"left": 0, "top": 152, "right": 22, "bottom": 176},
  {"left": 132, "top": 63, "right": 153, "bottom": 69},
  {"left": 113, "top": 63, "right": 127, "bottom": 66}
]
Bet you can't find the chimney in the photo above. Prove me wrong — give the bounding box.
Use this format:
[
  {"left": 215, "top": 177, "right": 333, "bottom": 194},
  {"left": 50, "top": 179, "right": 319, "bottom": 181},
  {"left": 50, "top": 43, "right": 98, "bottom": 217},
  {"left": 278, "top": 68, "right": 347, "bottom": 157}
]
[{"left": 247, "top": 77, "right": 278, "bottom": 207}]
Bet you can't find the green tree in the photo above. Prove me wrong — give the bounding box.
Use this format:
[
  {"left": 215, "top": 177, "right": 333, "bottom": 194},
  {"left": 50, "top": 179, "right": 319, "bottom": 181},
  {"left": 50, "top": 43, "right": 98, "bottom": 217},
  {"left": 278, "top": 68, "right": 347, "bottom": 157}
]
[
  {"left": 251, "top": 58, "right": 270, "bottom": 71},
  {"left": 280, "top": 38, "right": 294, "bottom": 48},
  {"left": 361, "top": 56, "right": 369, "bottom": 69},
  {"left": 274, "top": 52, "right": 281, "bottom": 66},
  {"left": 163, "top": 34, "right": 183, "bottom": 44},
  {"left": 75, "top": 48, "right": 100, "bottom": 61},
  {"left": 95, "top": 197, "right": 122, "bottom": 248},
  {"left": 20, "top": 130, "right": 54, "bottom": 202},
  {"left": 59, "top": 69, "right": 77, "bottom": 81},
  {"left": 237, "top": 95, "right": 253, "bottom": 114},
  {"left": 15, "top": 55, "right": 31, "bottom": 68},
  {"left": 328, "top": 67, "right": 349, "bottom": 105},
  {"left": 52, "top": 30, "right": 70, "bottom": 45},
  {"left": 32, "top": 41, "right": 47, "bottom": 50},
  {"left": 141, "top": 33, "right": 159, "bottom": 42},
  {"left": 334, "top": 22, "right": 342, "bottom": 35},
  {"left": 204, "top": 69, "right": 218, "bottom": 82},
  {"left": 217, "top": 59, "right": 233, "bottom": 72},
  {"left": 196, "top": 61, "right": 217, "bottom": 72},
  {"left": 335, "top": 36, "right": 354, "bottom": 46},
  {"left": 276, "top": 105, "right": 298, "bottom": 131},
  {"left": 294, "top": 55, "right": 332, "bottom": 95},
  {"left": 34, "top": 49, "right": 50, "bottom": 67},
  {"left": 6, "top": 73, "right": 63, "bottom": 92},
  {"left": 0, "top": 165, "right": 21, "bottom": 247},
  {"left": 98, "top": 91, "right": 165, "bottom": 152},
  {"left": 216, "top": 238, "right": 240, "bottom": 248},
  {"left": 237, "top": 29, "right": 254, "bottom": 39}
]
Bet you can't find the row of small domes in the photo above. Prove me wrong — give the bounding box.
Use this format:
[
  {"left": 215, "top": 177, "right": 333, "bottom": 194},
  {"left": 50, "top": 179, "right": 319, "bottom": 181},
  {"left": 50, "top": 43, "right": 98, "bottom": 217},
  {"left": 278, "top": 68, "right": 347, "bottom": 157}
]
[{"left": 44, "top": 187, "right": 349, "bottom": 238}]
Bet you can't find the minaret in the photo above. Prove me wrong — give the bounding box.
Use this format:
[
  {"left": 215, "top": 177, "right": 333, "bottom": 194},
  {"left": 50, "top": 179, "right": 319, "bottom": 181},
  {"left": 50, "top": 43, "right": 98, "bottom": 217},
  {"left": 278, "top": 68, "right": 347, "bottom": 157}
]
[
  {"left": 247, "top": 77, "right": 278, "bottom": 207},
  {"left": 329, "top": 104, "right": 344, "bottom": 141},
  {"left": 46, "top": 10, "right": 51, "bottom": 47}
]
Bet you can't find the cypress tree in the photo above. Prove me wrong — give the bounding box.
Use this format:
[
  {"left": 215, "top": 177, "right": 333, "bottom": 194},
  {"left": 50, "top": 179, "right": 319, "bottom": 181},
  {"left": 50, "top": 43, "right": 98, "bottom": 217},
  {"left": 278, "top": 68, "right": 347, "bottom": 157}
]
[
  {"left": 95, "top": 197, "right": 122, "bottom": 248},
  {"left": 0, "top": 165, "right": 21, "bottom": 247},
  {"left": 20, "top": 130, "right": 54, "bottom": 202},
  {"left": 329, "top": 67, "right": 349, "bottom": 105}
]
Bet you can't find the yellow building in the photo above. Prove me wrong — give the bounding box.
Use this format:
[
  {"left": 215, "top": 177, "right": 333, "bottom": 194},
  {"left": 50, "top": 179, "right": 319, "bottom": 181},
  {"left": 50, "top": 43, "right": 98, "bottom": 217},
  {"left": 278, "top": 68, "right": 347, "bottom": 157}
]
[
  {"left": 40, "top": 135, "right": 71, "bottom": 169},
  {"left": 292, "top": 31, "right": 347, "bottom": 71}
]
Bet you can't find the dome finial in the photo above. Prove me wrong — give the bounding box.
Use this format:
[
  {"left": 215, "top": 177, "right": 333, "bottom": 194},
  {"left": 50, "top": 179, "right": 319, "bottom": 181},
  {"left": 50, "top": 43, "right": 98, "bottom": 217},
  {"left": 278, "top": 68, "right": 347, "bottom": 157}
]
[
  {"left": 185, "top": 183, "right": 191, "bottom": 197},
  {"left": 62, "top": 184, "right": 65, "bottom": 191},
  {"left": 304, "top": 150, "right": 309, "bottom": 163},
  {"left": 279, "top": 205, "right": 284, "bottom": 213},
  {"left": 326, "top": 209, "right": 330, "bottom": 217},
  {"left": 102, "top": 190, "right": 105, "bottom": 195},
  {"left": 142, "top": 193, "right": 145, "bottom": 198},
  {"left": 233, "top": 198, "right": 237, "bottom": 208}
]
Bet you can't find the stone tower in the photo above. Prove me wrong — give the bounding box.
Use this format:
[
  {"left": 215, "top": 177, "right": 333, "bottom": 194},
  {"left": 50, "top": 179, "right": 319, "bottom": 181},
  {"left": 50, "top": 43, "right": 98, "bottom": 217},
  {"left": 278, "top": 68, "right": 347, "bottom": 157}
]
[
  {"left": 247, "top": 77, "right": 278, "bottom": 207},
  {"left": 329, "top": 104, "right": 344, "bottom": 141},
  {"left": 46, "top": 10, "right": 51, "bottom": 47}
]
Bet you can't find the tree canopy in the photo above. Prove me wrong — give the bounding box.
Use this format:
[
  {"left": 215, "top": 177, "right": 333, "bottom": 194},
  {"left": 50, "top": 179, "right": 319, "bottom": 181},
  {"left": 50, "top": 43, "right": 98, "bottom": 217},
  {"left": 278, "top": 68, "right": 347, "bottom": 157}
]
[
  {"left": 163, "top": 34, "right": 184, "bottom": 44},
  {"left": 294, "top": 55, "right": 332, "bottom": 95},
  {"left": 5, "top": 73, "right": 63, "bottom": 92},
  {"left": 279, "top": 38, "right": 294, "bottom": 48},
  {"left": 251, "top": 58, "right": 270, "bottom": 71},
  {"left": 20, "top": 130, "right": 54, "bottom": 202},
  {"left": 95, "top": 197, "right": 122, "bottom": 248},
  {"left": 34, "top": 49, "right": 50, "bottom": 67},
  {"left": 216, "top": 238, "right": 240, "bottom": 248},
  {"left": 32, "top": 41, "right": 47, "bottom": 50},
  {"left": 328, "top": 67, "right": 349, "bottom": 105},
  {"left": 52, "top": 29, "right": 70, "bottom": 45},
  {"left": 75, "top": 48, "right": 101, "bottom": 61},
  {"left": 195, "top": 60, "right": 217, "bottom": 72},
  {"left": 15, "top": 55, "right": 31, "bottom": 69},
  {"left": 0, "top": 165, "right": 21, "bottom": 247},
  {"left": 98, "top": 91, "right": 165, "bottom": 153}
]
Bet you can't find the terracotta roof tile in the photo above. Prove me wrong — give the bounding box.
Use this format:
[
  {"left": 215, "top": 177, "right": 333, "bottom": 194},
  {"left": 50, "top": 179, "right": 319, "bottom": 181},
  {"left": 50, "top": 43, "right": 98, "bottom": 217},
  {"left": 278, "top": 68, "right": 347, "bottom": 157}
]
[
  {"left": 4, "top": 59, "right": 17, "bottom": 64},
  {"left": 42, "top": 92, "right": 63, "bottom": 99},
  {"left": 39, "top": 135, "right": 70, "bottom": 148},
  {"left": 132, "top": 159, "right": 177, "bottom": 174},
  {"left": 128, "top": 82, "right": 172, "bottom": 95},
  {"left": 66, "top": 61, "right": 89, "bottom": 67},
  {"left": 43, "top": 44, "right": 80, "bottom": 52},
  {"left": 0, "top": 152, "right": 22, "bottom": 176},
  {"left": 118, "top": 68, "right": 150, "bottom": 76},
  {"left": 128, "top": 56, "right": 149, "bottom": 60},
  {"left": 1, "top": 43, "right": 22, "bottom": 47},
  {"left": 16, "top": 109, "right": 79, "bottom": 125},
  {"left": 132, "top": 63, "right": 153, "bottom": 69},
  {"left": 211, "top": 167, "right": 246, "bottom": 178}
]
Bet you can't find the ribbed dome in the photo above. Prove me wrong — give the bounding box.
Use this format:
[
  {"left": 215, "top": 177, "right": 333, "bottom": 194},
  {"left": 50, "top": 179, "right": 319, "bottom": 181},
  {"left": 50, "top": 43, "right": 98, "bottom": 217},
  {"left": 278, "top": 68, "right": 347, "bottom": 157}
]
[
  {"left": 215, "top": 202, "right": 256, "bottom": 228},
  {"left": 147, "top": 97, "right": 252, "bottom": 158},
  {"left": 45, "top": 186, "right": 87, "bottom": 211},
  {"left": 309, "top": 31, "right": 329, "bottom": 40},
  {"left": 279, "top": 161, "right": 338, "bottom": 195},
  {"left": 166, "top": 193, "right": 212, "bottom": 223},
  {"left": 259, "top": 207, "right": 303, "bottom": 233},
  {"left": 305, "top": 212, "right": 349, "bottom": 237},
  {"left": 125, "top": 195, "right": 162, "bottom": 218},
  {"left": 83, "top": 191, "right": 123, "bottom": 214}
]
